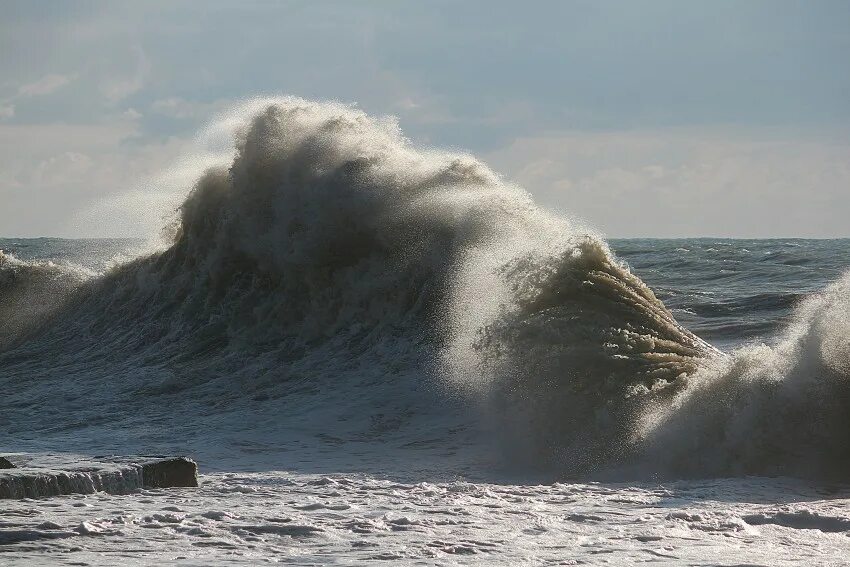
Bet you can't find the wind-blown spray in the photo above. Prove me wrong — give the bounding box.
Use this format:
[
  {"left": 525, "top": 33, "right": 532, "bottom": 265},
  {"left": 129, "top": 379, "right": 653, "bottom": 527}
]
[{"left": 0, "top": 97, "right": 846, "bottom": 479}]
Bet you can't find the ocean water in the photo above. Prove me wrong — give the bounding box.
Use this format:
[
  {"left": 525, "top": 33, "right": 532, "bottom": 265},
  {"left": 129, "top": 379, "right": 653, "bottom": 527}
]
[{"left": 1, "top": 98, "right": 849, "bottom": 565}]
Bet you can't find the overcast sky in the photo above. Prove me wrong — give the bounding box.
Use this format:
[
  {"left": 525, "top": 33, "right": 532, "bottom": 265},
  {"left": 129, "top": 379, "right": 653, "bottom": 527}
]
[{"left": 2, "top": 0, "right": 849, "bottom": 238}]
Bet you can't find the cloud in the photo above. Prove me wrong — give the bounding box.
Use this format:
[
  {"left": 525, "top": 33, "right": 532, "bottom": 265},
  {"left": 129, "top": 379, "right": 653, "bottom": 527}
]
[
  {"left": 18, "top": 73, "right": 74, "bottom": 97},
  {"left": 1, "top": 2, "right": 847, "bottom": 237},
  {"left": 123, "top": 108, "right": 143, "bottom": 120},
  {"left": 0, "top": 117, "right": 190, "bottom": 237},
  {"left": 100, "top": 46, "right": 151, "bottom": 103},
  {"left": 32, "top": 151, "right": 94, "bottom": 186},
  {"left": 151, "top": 97, "right": 195, "bottom": 118},
  {"left": 487, "top": 129, "right": 850, "bottom": 238},
  {"left": 150, "top": 97, "right": 228, "bottom": 120},
  {"left": 0, "top": 73, "right": 74, "bottom": 121}
]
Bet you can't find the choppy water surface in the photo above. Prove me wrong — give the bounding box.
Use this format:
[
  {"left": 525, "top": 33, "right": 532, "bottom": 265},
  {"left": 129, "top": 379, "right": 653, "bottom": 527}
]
[{"left": 612, "top": 238, "right": 850, "bottom": 350}]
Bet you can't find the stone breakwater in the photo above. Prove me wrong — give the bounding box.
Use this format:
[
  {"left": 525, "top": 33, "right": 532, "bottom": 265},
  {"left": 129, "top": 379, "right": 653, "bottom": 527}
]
[{"left": 0, "top": 455, "right": 198, "bottom": 499}]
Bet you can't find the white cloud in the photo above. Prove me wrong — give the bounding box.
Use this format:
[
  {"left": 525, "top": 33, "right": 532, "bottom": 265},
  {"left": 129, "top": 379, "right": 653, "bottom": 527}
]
[
  {"left": 151, "top": 97, "right": 193, "bottom": 118},
  {"left": 32, "top": 152, "right": 94, "bottom": 186},
  {"left": 394, "top": 97, "right": 420, "bottom": 111},
  {"left": 18, "top": 73, "right": 74, "bottom": 96},
  {"left": 101, "top": 47, "right": 151, "bottom": 103},
  {"left": 487, "top": 129, "right": 850, "bottom": 238},
  {"left": 0, "top": 73, "right": 74, "bottom": 122},
  {"left": 150, "top": 97, "right": 225, "bottom": 119},
  {"left": 0, "top": 118, "right": 191, "bottom": 237},
  {"left": 123, "top": 108, "right": 143, "bottom": 120}
]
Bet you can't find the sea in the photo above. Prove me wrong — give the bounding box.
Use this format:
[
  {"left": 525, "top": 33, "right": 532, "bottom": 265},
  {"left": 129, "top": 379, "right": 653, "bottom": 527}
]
[{"left": 1, "top": 98, "right": 849, "bottom": 565}]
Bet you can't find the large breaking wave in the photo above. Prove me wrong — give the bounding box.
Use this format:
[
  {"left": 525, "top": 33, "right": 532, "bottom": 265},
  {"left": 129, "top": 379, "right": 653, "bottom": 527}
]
[{"left": 1, "top": 98, "right": 847, "bottom": 480}]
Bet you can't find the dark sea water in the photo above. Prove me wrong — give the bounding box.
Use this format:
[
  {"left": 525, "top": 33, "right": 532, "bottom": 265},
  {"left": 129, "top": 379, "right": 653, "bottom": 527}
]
[{"left": 611, "top": 238, "right": 850, "bottom": 350}]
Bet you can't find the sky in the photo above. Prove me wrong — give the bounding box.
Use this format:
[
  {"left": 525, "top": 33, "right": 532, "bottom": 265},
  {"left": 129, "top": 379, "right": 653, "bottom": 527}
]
[{"left": 1, "top": 0, "right": 849, "bottom": 238}]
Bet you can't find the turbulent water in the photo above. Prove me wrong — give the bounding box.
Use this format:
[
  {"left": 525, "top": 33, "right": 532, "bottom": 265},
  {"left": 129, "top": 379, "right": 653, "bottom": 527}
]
[{"left": 1, "top": 98, "right": 849, "bottom": 564}]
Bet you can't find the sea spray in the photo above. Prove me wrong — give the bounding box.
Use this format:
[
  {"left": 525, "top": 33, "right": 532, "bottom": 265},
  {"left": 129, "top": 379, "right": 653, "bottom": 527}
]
[
  {"left": 0, "top": 97, "right": 846, "bottom": 480},
  {"left": 636, "top": 271, "right": 850, "bottom": 479}
]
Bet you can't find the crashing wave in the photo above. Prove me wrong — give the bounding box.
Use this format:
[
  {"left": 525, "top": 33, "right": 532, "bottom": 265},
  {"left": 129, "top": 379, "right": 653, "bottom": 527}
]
[{"left": 0, "top": 97, "right": 846, "bottom": 480}]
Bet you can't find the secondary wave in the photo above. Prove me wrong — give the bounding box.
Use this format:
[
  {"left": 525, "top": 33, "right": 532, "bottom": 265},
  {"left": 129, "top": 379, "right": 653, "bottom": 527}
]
[
  {"left": 0, "top": 250, "right": 93, "bottom": 350},
  {"left": 636, "top": 272, "right": 850, "bottom": 480}
]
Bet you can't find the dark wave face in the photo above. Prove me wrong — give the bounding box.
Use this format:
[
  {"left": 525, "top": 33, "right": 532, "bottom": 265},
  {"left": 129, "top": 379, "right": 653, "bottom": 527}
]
[{"left": 0, "top": 98, "right": 848, "bottom": 480}]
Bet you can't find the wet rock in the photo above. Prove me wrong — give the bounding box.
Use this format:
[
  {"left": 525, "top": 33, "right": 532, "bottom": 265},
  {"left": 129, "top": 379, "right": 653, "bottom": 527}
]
[
  {"left": 0, "top": 456, "right": 15, "bottom": 469},
  {"left": 0, "top": 455, "right": 199, "bottom": 499},
  {"left": 0, "top": 467, "right": 142, "bottom": 499},
  {"left": 141, "top": 457, "right": 198, "bottom": 488}
]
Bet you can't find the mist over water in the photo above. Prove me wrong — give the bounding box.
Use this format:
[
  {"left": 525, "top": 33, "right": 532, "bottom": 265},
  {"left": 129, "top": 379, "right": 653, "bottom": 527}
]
[{"left": 1, "top": 98, "right": 849, "bottom": 481}]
